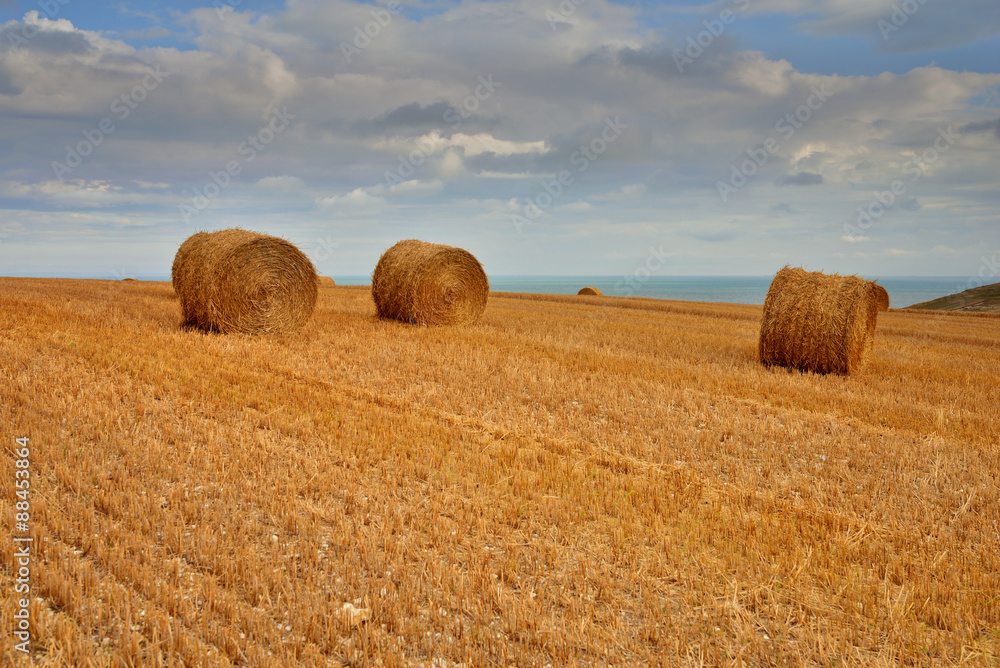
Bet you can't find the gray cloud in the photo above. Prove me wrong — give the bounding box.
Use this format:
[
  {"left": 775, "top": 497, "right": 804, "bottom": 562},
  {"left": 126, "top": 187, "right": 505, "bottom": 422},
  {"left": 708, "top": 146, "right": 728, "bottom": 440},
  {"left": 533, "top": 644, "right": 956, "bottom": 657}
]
[
  {"left": 962, "top": 116, "right": 1000, "bottom": 140},
  {"left": 352, "top": 101, "right": 502, "bottom": 137},
  {"left": 464, "top": 151, "right": 542, "bottom": 175},
  {"left": 689, "top": 221, "right": 739, "bottom": 243},
  {"left": 0, "top": 63, "right": 21, "bottom": 95},
  {"left": 779, "top": 172, "right": 824, "bottom": 186},
  {"left": 0, "top": 21, "right": 94, "bottom": 55},
  {"left": 751, "top": 0, "right": 1000, "bottom": 53},
  {"left": 606, "top": 35, "right": 743, "bottom": 80},
  {"left": 355, "top": 102, "right": 454, "bottom": 134}
]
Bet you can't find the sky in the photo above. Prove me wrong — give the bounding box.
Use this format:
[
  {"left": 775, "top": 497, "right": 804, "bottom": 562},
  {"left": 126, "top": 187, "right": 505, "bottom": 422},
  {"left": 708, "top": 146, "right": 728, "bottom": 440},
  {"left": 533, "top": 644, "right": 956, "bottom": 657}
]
[{"left": 0, "top": 0, "right": 998, "bottom": 280}]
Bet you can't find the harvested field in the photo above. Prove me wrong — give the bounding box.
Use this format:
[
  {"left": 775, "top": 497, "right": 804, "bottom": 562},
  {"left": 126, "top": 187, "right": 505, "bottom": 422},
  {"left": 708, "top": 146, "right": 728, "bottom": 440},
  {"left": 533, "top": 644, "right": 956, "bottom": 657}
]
[{"left": 1, "top": 277, "right": 998, "bottom": 666}]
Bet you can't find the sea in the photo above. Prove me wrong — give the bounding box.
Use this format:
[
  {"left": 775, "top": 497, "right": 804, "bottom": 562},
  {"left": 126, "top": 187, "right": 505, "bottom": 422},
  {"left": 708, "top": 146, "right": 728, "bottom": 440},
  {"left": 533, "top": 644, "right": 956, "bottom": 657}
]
[
  {"left": 325, "top": 276, "right": 971, "bottom": 309},
  {"left": 64, "top": 274, "right": 972, "bottom": 309}
]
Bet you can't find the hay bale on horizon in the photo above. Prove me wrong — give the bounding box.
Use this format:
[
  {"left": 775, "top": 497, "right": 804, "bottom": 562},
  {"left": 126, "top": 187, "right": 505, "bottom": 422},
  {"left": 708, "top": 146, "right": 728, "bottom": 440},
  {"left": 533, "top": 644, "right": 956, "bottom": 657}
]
[
  {"left": 319, "top": 276, "right": 337, "bottom": 287},
  {"left": 372, "top": 239, "right": 488, "bottom": 326},
  {"left": 759, "top": 266, "right": 886, "bottom": 375},
  {"left": 577, "top": 287, "right": 602, "bottom": 296},
  {"left": 171, "top": 229, "right": 318, "bottom": 334}
]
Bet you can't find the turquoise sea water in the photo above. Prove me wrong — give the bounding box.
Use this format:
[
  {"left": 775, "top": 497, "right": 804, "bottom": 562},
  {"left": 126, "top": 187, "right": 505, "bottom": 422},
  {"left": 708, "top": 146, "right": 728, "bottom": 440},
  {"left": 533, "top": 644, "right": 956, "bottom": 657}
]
[{"left": 329, "top": 276, "right": 972, "bottom": 309}]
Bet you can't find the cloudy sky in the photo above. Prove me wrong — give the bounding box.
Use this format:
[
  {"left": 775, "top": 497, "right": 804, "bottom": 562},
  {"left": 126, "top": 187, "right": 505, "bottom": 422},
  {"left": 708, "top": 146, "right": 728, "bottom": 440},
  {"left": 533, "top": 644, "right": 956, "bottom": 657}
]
[{"left": 0, "top": 0, "right": 998, "bottom": 279}]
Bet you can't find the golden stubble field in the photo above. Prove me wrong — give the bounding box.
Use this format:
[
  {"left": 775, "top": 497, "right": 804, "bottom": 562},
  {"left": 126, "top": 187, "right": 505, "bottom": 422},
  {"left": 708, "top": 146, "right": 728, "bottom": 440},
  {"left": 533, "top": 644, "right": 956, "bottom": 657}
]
[{"left": 1, "top": 277, "right": 998, "bottom": 667}]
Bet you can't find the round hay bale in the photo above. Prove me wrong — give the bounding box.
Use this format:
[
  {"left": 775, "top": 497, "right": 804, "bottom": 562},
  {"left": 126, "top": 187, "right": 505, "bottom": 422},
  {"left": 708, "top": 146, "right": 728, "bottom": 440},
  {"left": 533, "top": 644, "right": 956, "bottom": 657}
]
[
  {"left": 319, "top": 276, "right": 337, "bottom": 287},
  {"left": 371, "top": 239, "right": 488, "bottom": 326},
  {"left": 874, "top": 285, "right": 890, "bottom": 312},
  {"left": 759, "top": 266, "right": 884, "bottom": 375},
  {"left": 577, "top": 287, "right": 602, "bottom": 296},
  {"left": 171, "top": 229, "right": 318, "bottom": 334}
]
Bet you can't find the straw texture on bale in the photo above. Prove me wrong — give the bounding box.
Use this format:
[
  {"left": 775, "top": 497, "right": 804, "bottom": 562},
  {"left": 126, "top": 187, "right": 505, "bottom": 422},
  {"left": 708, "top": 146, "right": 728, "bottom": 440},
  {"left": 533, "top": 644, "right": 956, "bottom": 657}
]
[
  {"left": 171, "top": 229, "right": 318, "bottom": 334},
  {"left": 759, "top": 266, "right": 885, "bottom": 375},
  {"left": 874, "top": 285, "right": 890, "bottom": 312},
  {"left": 372, "top": 239, "right": 488, "bottom": 326},
  {"left": 577, "top": 287, "right": 603, "bottom": 296},
  {"left": 319, "top": 276, "right": 337, "bottom": 287}
]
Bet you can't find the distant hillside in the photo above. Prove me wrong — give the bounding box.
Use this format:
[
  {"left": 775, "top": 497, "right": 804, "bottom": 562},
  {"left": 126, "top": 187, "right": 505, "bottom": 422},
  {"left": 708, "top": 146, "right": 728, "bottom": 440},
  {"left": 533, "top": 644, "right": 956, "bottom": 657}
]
[{"left": 908, "top": 281, "right": 1000, "bottom": 312}]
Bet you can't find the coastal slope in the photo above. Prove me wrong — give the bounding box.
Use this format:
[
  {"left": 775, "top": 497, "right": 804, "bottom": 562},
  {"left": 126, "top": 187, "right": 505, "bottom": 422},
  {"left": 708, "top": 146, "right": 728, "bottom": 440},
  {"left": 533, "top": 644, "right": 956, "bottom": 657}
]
[{"left": 908, "top": 280, "right": 1000, "bottom": 312}]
